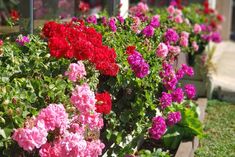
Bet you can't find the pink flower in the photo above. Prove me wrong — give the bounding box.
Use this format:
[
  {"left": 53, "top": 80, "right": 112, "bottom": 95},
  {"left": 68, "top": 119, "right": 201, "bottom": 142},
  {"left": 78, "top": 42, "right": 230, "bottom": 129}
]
[
  {"left": 86, "top": 140, "right": 105, "bottom": 157},
  {"left": 180, "top": 32, "right": 189, "bottom": 47},
  {"left": 12, "top": 126, "right": 48, "bottom": 151},
  {"left": 156, "top": 42, "right": 168, "bottom": 58},
  {"left": 174, "top": 15, "right": 183, "bottom": 23},
  {"left": 192, "top": 41, "right": 199, "bottom": 51},
  {"left": 181, "top": 31, "right": 189, "bottom": 38},
  {"left": 194, "top": 24, "right": 202, "bottom": 34},
  {"left": 175, "top": 9, "right": 183, "bottom": 16},
  {"left": 150, "top": 15, "right": 160, "bottom": 28},
  {"left": 36, "top": 104, "right": 68, "bottom": 133},
  {"left": 168, "top": 45, "right": 181, "bottom": 55},
  {"left": 79, "top": 112, "right": 104, "bottom": 130},
  {"left": 167, "top": 5, "right": 175, "bottom": 16},
  {"left": 180, "top": 37, "right": 188, "bottom": 47},
  {"left": 39, "top": 142, "right": 60, "bottom": 157},
  {"left": 70, "top": 84, "right": 96, "bottom": 113},
  {"left": 60, "top": 132, "right": 87, "bottom": 157},
  {"left": 65, "top": 61, "right": 86, "bottom": 82}
]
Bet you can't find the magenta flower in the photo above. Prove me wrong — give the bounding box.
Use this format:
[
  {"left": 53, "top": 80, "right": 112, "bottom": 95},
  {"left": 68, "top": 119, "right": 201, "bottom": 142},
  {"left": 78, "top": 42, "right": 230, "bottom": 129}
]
[
  {"left": 156, "top": 42, "right": 168, "bottom": 58},
  {"left": 211, "top": 32, "right": 222, "bottom": 43},
  {"left": 150, "top": 15, "right": 160, "bottom": 28},
  {"left": 117, "top": 15, "right": 124, "bottom": 24},
  {"left": 164, "top": 28, "right": 179, "bottom": 44},
  {"left": 127, "top": 51, "right": 150, "bottom": 78},
  {"left": 142, "top": 25, "right": 154, "bottom": 37},
  {"left": 16, "top": 35, "right": 30, "bottom": 46},
  {"left": 109, "top": 18, "right": 117, "bottom": 32},
  {"left": 159, "top": 92, "right": 172, "bottom": 109},
  {"left": 171, "top": 88, "right": 184, "bottom": 103},
  {"left": 181, "top": 64, "right": 194, "bottom": 77},
  {"left": 167, "top": 111, "right": 182, "bottom": 126},
  {"left": 149, "top": 116, "right": 167, "bottom": 140},
  {"left": 86, "top": 15, "right": 97, "bottom": 24},
  {"left": 184, "top": 84, "right": 196, "bottom": 99},
  {"left": 102, "top": 16, "right": 108, "bottom": 26}
]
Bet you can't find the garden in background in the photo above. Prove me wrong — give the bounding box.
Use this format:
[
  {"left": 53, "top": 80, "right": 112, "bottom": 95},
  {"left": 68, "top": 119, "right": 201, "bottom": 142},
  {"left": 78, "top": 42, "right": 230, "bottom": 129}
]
[{"left": 0, "top": 0, "right": 232, "bottom": 157}]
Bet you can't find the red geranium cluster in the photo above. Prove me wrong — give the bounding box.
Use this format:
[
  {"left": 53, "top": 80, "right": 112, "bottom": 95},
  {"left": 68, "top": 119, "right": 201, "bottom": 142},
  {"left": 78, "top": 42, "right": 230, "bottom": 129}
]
[
  {"left": 95, "top": 92, "right": 112, "bottom": 114},
  {"left": 42, "top": 21, "right": 119, "bottom": 76}
]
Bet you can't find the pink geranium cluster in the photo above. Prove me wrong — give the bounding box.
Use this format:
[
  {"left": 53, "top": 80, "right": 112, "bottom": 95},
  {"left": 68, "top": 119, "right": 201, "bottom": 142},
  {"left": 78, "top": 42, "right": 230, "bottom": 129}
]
[
  {"left": 129, "top": 2, "right": 149, "bottom": 21},
  {"left": 70, "top": 83, "right": 96, "bottom": 113},
  {"left": 179, "top": 31, "right": 189, "bottom": 47},
  {"left": 167, "top": 5, "right": 184, "bottom": 23},
  {"left": 65, "top": 61, "right": 86, "bottom": 82},
  {"left": 13, "top": 83, "right": 106, "bottom": 157}
]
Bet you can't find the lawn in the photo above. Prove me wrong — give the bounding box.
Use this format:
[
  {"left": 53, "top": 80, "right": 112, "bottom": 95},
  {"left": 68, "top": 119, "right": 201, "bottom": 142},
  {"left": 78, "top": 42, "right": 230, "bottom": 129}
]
[{"left": 195, "top": 100, "right": 235, "bottom": 157}]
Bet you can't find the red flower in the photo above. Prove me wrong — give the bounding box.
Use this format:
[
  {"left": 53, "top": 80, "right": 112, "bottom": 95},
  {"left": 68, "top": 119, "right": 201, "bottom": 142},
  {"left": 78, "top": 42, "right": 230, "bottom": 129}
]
[
  {"left": 10, "top": 9, "right": 20, "bottom": 21},
  {"left": 42, "top": 20, "right": 119, "bottom": 76},
  {"left": 95, "top": 92, "right": 112, "bottom": 114},
  {"left": 126, "top": 46, "right": 136, "bottom": 55},
  {"left": 217, "top": 14, "right": 224, "bottom": 22},
  {"left": 0, "top": 40, "right": 3, "bottom": 47},
  {"left": 79, "top": 1, "right": 90, "bottom": 12}
]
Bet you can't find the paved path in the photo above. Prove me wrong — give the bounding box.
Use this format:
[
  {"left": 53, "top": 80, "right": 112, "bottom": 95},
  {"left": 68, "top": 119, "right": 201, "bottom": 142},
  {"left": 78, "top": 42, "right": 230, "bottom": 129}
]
[{"left": 209, "top": 41, "right": 235, "bottom": 102}]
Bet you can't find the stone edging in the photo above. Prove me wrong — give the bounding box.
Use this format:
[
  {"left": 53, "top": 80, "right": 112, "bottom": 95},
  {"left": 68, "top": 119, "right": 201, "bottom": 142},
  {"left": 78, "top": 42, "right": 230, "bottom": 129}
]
[{"left": 174, "top": 98, "right": 207, "bottom": 157}]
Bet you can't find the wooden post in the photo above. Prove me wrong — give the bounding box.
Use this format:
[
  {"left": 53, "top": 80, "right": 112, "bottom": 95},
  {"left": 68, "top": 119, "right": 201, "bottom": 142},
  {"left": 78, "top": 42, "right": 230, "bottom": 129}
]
[
  {"left": 216, "top": 0, "right": 233, "bottom": 40},
  {"left": 19, "top": 0, "right": 34, "bottom": 34}
]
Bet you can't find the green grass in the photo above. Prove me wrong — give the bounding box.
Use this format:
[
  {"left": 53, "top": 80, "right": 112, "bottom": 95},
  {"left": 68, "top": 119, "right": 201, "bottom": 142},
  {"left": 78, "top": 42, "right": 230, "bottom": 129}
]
[{"left": 195, "top": 100, "right": 235, "bottom": 157}]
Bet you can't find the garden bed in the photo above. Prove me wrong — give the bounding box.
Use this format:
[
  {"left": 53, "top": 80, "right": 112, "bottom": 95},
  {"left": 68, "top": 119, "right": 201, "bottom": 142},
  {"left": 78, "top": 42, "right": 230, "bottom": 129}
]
[{"left": 175, "top": 98, "right": 207, "bottom": 157}]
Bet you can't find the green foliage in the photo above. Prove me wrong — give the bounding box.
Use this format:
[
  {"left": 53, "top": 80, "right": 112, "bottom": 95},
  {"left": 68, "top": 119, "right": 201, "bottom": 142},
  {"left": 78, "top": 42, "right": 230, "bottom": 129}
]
[
  {"left": 162, "top": 102, "right": 203, "bottom": 150},
  {"left": 138, "top": 148, "right": 171, "bottom": 157}
]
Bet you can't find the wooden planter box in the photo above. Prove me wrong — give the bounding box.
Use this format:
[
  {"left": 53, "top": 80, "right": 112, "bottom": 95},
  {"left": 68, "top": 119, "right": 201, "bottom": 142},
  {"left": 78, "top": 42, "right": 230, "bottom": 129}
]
[
  {"left": 175, "top": 53, "right": 208, "bottom": 97},
  {"left": 174, "top": 98, "right": 207, "bottom": 157}
]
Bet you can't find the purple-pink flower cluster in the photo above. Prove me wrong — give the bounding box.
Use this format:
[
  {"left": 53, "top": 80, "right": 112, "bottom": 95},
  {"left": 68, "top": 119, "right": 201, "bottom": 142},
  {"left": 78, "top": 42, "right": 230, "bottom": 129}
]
[
  {"left": 164, "top": 28, "right": 179, "bottom": 44},
  {"left": 129, "top": 2, "right": 149, "bottom": 21},
  {"left": 16, "top": 35, "right": 30, "bottom": 46},
  {"left": 109, "top": 18, "right": 117, "bottom": 32},
  {"left": 160, "top": 62, "right": 177, "bottom": 90},
  {"left": 159, "top": 92, "right": 172, "bottom": 109},
  {"left": 149, "top": 116, "right": 167, "bottom": 140},
  {"left": 184, "top": 84, "right": 196, "bottom": 99},
  {"left": 127, "top": 49, "right": 150, "bottom": 78},
  {"left": 167, "top": 111, "right": 182, "bottom": 126},
  {"left": 171, "top": 88, "right": 184, "bottom": 104}
]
